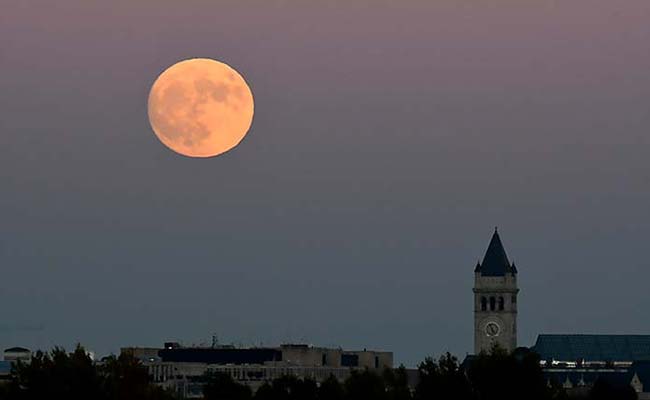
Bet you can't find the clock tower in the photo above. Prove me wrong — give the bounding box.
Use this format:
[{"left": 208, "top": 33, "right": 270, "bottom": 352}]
[{"left": 473, "top": 229, "right": 519, "bottom": 354}]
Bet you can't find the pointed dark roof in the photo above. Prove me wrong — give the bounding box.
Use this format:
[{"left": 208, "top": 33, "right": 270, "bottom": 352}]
[{"left": 475, "top": 229, "right": 515, "bottom": 276}]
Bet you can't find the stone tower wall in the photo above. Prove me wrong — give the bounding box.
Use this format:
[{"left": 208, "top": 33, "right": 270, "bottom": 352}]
[{"left": 473, "top": 273, "right": 519, "bottom": 354}]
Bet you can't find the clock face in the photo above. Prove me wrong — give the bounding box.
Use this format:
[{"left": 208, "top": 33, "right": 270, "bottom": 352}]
[{"left": 485, "top": 322, "right": 500, "bottom": 337}]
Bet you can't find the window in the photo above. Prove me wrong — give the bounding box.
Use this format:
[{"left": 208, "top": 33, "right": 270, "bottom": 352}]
[
  {"left": 481, "top": 297, "right": 487, "bottom": 311},
  {"left": 322, "top": 353, "right": 327, "bottom": 366},
  {"left": 341, "top": 354, "right": 359, "bottom": 367},
  {"left": 375, "top": 356, "right": 379, "bottom": 369},
  {"left": 498, "top": 297, "right": 504, "bottom": 311},
  {"left": 489, "top": 297, "right": 496, "bottom": 311},
  {"left": 512, "top": 295, "right": 517, "bottom": 304}
]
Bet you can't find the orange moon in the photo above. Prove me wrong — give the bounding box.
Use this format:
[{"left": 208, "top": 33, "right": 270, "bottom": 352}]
[{"left": 147, "top": 58, "right": 254, "bottom": 158}]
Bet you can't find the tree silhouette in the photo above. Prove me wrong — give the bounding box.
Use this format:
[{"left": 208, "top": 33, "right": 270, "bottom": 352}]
[
  {"left": 466, "top": 346, "right": 551, "bottom": 400},
  {"left": 384, "top": 366, "right": 412, "bottom": 400},
  {"left": 99, "top": 353, "right": 177, "bottom": 400},
  {"left": 344, "top": 369, "right": 388, "bottom": 400},
  {"left": 7, "top": 345, "right": 102, "bottom": 400},
  {"left": 0, "top": 345, "right": 586, "bottom": 400},
  {"left": 203, "top": 371, "right": 252, "bottom": 400},
  {"left": 3, "top": 345, "right": 175, "bottom": 400},
  {"left": 253, "top": 375, "right": 317, "bottom": 400},
  {"left": 317, "top": 375, "right": 345, "bottom": 400},
  {"left": 414, "top": 353, "right": 471, "bottom": 400}
]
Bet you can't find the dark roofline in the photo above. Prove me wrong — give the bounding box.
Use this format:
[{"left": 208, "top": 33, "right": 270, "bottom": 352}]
[
  {"left": 4, "top": 347, "right": 30, "bottom": 353},
  {"left": 532, "top": 334, "right": 650, "bottom": 363}
]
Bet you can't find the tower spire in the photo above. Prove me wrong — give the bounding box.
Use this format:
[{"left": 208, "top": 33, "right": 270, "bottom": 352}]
[{"left": 475, "top": 228, "right": 515, "bottom": 276}]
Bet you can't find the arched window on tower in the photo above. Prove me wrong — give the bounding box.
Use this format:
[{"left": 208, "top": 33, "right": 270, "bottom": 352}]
[
  {"left": 489, "top": 297, "right": 496, "bottom": 311},
  {"left": 498, "top": 297, "right": 504, "bottom": 311},
  {"left": 481, "top": 297, "right": 487, "bottom": 311}
]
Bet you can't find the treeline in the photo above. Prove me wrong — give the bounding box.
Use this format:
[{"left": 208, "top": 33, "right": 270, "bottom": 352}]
[
  {"left": 0, "top": 346, "right": 638, "bottom": 400},
  {"left": 0, "top": 346, "right": 175, "bottom": 400},
  {"left": 204, "top": 349, "right": 565, "bottom": 400},
  {"left": 203, "top": 348, "right": 635, "bottom": 400}
]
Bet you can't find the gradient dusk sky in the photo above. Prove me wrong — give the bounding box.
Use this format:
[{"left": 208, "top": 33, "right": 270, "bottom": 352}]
[{"left": 1, "top": 0, "right": 650, "bottom": 365}]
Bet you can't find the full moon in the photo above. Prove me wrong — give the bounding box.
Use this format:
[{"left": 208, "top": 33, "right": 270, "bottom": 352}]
[{"left": 147, "top": 58, "right": 254, "bottom": 158}]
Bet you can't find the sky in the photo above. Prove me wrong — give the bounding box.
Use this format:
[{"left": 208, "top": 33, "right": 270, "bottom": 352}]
[{"left": 1, "top": 0, "right": 649, "bottom": 366}]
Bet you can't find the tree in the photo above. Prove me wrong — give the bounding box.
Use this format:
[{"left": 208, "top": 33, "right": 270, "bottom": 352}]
[
  {"left": 466, "top": 346, "right": 552, "bottom": 400},
  {"left": 3, "top": 345, "right": 175, "bottom": 400},
  {"left": 100, "top": 353, "right": 176, "bottom": 400},
  {"left": 414, "top": 353, "right": 471, "bottom": 400},
  {"left": 317, "top": 375, "right": 344, "bottom": 400},
  {"left": 383, "top": 366, "right": 412, "bottom": 400},
  {"left": 203, "top": 371, "right": 252, "bottom": 400},
  {"left": 253, "top": 375, "right": 317, "bottom": 400},
  {"left": 254, "top": 383, "right": 275, "bottom": 400},
  {"left": 344, "top": 369, "right": 387, "bottom": 400},
  {"left": 7, "top": 345, "right": 102, "bottom": 400}
]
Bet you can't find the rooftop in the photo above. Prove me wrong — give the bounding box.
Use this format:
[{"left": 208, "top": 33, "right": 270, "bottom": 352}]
[
  {"left": 532, "top": 334, "right": 650, "bottom": 362},
  {"left": 475, "top": 229, "right": 516, "bottom": 276},
  {"left": 4, "top": 347, "right": 30, "bottom": 353}
]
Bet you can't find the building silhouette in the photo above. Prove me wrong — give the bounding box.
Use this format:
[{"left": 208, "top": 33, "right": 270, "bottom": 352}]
[{"left": 122, "top": 343, "right": 392, "bottom": 397}]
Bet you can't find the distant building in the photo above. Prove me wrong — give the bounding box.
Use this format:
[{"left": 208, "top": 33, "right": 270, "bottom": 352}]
[
  {"left": 532, "top": 334, "right": 650, "bottom": 366},
  {"left": 0, "top": 347, "right": 31, "bottom": 382},
  {"left": 121, "top": 343, "right": 392, "bottom": 398},
  {"left": 3, "top": 347, "right": 31, "bottom": 363},
  {"left": 531, "top": 334, "right": 650, "bottom": 399},
  {"left": 121, "top": 347, "right": 162, "bottom": 363}
]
